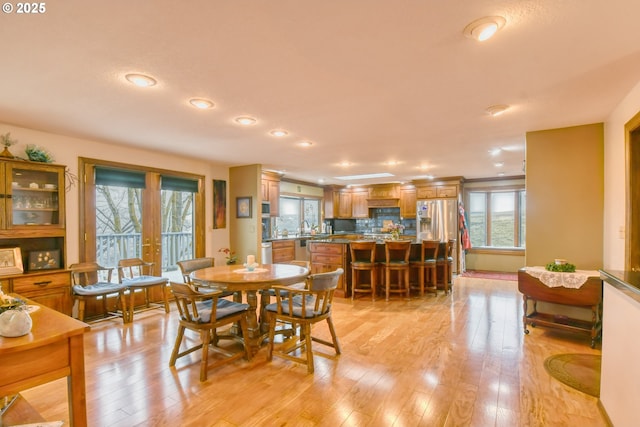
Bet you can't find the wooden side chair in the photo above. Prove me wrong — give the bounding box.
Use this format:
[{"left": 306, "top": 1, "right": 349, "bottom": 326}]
[
  {"left": 381, "top": 240, "right": 412, "bottom": 301},
  {"left": 69, "top": 262, "right": 128, "bottom": 323},
  {"left": 177, "top": 257, "right": 234, "bottom": 298},
  {"left": 266, "top": 268, "right": 344, "bottom": 374},
  {"left": 117, "top": 258, "right": 169, "bottom": 323},
  {"left": 169, "top": 281, "right": 251, "bottom": 382},
  {"left": 350, "top": 240, "right": 377, "bottom": 301},
  {"left": 410, "top": 240, "right": 440, "bottom": 296}
]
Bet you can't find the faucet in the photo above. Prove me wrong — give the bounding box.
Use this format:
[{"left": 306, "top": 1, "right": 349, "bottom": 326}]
[{"left": 302, "top": 220, "right": 310, "bottom": 233}]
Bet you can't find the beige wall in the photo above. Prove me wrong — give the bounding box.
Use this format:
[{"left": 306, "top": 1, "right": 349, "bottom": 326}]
[
  {"left": 603, "top": 80, "right": 640, "bottom": 269},
  {"left": 525, "top": 123, "right": 604, "bottom": 269},
  {"left": 229, "top": 165, "right": 262, "bottom": 263},
  {"left": 0, "top": 122, "right": 231, "bottom": 267}
]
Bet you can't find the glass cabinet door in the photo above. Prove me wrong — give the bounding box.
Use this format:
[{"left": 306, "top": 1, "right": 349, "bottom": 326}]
[{"left": 8, "top": 165, "right": 64, "bottom": 228}]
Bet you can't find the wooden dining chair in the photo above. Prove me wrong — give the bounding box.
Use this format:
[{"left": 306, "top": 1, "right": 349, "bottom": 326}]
[
  {"left": 266, "top": 268, "right": 344, "bottom": 374},
  {"left": 177, "top": 257, "right": 234, "bottom": 298},
  {"left": 117, "top": 258, "right": 170, "bottom": 323},
  {"left": 69, "top": 262, "right": 128, "bottom": 323},
  {"left": 169, "top": 281, "right": 251, "bottom": 381}
]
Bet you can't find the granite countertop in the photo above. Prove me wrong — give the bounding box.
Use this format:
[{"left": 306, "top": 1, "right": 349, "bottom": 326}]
[{"left": 600, "top": 269, "right": 640, "bottom": 305}]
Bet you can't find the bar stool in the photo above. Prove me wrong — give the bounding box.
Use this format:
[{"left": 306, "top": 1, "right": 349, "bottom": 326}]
[
  {"left": 410, "top": 240, "right": 440, "bottom": 296},
  {"left": 350, "top": 241, "right": 378, "bottom": 301},
  {"left": 436, "top": 239, "right": 455, "bottom": 294},
  {"left": 382, "top": 240, "right": 411, "bottom": 301}
]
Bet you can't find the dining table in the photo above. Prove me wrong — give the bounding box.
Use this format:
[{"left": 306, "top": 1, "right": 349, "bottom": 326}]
[{"left": 190, "top": 263, "right": 309, "bottom": 353}]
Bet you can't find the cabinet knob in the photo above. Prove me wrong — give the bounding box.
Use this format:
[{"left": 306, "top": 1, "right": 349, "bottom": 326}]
[{"left": 33, "top": 280, "right": 52, "bottom": 287}]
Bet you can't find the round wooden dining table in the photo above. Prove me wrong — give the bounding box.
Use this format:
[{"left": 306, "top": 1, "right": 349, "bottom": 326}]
[{"left": 190, "top": 263, "right": 309, "bottom": 352}]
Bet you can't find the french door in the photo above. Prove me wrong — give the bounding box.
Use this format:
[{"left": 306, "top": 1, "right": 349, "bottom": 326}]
[{"left": 80, "top": 158, "right": 205, "bottom": 279}]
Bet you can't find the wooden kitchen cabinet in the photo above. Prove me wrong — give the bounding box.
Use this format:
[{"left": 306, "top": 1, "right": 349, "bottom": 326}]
[
  {"left": 261, "top": 171, "right": 281, "bottom": 217},
  {"left": 415, "top": 177, "right": 463, "bottom": 200},
  {"left": 351, "top": 189, "right": 369, "bottom": 218},
  {"left": 0, "top": 158, "right": 69, "bottom": 315},
  {"left": 399, "top": 187, "right": 416, "bottom": 217},
  {"left": 308, "top": 241, "right": 348, "bottom": 297},
  {"left": 272, "top": 239, "right": 295, "bottom": 263},
  {"left": 337, "top": 191, "right": 352, "bottom": 218}
]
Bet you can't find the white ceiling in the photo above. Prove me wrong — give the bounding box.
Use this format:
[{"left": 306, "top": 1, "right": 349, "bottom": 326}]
[{"left": 2, "top": 0, "right": 640, "bottom": 185}]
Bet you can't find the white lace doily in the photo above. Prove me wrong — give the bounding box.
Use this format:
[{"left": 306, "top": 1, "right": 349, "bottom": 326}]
[
  {"left": 233, "top": 268, "right": 269, "bottom": 274},
  {"left": 523, "top": 266, "right": 600, "bottom": 289}
]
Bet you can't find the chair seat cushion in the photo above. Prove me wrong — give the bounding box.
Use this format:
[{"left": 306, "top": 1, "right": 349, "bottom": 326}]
[
  {"left": 122, "top": 275, "right": 169, "bottom": 288},
  {"left": 412, "top": 259, "right": 436, "bottom": 265},
  {"left": 73, "top": 281, "right": 127, "bottom": 296},
  {"left": 351, "top": 261, "right": 375, "bottom": 267},
  {"left": 265, "top": 295, "right": 326, "bottom": 318},
  {"left": 198, "top": 299, "right": 249, "bottom": 323},
  {"left": 267, "top": 282, "right": 306, "bottom": 297}
]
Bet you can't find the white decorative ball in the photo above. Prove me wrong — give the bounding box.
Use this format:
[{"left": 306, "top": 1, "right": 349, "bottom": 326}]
[{"left": 0, "top": 309, "right": 32, "bottom": 337}]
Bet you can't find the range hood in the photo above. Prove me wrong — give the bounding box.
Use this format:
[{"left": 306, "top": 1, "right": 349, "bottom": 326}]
[{"left": 367, "top": 198, "right": 399, "bottom": 208}]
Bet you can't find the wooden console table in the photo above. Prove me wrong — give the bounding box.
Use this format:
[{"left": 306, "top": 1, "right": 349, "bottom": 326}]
[
  {"left": 0, "top": 296, "right": 89, "bottom": 426},
  {"left": 518, "top": 269, "right": 603, "bottom": 348}
]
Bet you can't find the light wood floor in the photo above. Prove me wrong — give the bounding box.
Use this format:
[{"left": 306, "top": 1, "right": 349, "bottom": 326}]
[{"left": 21, "top": 277, "right": 607, "bottom": 426}]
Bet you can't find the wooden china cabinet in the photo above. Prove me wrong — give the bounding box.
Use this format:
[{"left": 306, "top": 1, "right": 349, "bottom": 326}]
[{"left": 0, "top": 158, "right": 70, "bottom": 315}]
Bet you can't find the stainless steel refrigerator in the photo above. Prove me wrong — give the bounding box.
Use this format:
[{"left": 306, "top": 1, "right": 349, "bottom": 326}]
[{"left": 417, "top": 199, "right": 458, "bottom": 273}]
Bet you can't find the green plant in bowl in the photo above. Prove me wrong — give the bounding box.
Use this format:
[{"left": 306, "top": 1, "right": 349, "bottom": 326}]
[{"left": 545, "top": 262, "right": 576, "bottom": 272}]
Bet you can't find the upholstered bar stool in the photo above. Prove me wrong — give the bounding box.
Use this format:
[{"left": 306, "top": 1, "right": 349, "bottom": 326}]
[
  {"left": 436, "top": 239, "right": 456, "bottom": 294},
  {"left": 350, "top": 240, "right": 378, "bottom": 301},
  {"left": 382, "top": 240, "right": 412, "bottom": 301},
  {"left": 410, "top": 240, "right": 440, "bottom": 296}
]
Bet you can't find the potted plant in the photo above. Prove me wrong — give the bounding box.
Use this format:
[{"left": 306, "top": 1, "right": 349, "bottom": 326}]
[
  {"left": 218, "top": 247, "right": 238, "bottom": 265},
  {"left": 0, "top": 133, "right": 17, "bottom": 158}
]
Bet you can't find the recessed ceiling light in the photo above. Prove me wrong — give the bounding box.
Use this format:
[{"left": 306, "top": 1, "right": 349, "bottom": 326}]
[
  {"left": 234, "top": 116, "right": 257, "bottom": 126},
  {"left": 463, "top": 16, "right": 506, "bottom": 42},
  {"left": 318, "top": 178, "right": 325, "bottom": 184},
  {"left": 269, "top": 129, "right": 288, "bottom": 137},
  {"left": 335, "top": 172, "right": 395, "bottom": 181},
  {"left": 298, "top": 140, "right": 313, "bottom": 147},
  {"left": 188, "top": 98, "right": 214, "bottom": 109},
  {"left": 489, "top": 148, "right": 502, "bottom": 156},
  {"left": 497, "top": 172, "right": 506, "bottom": 177},
  {"left": 125, "top": 73, "right": 157, "bottom": 87},
  {"left": 486, "top": 105, "right": 509, "bottom": 116},
  {"left": 385, "top": 160, "right": 401, "bottom": 166},
  {"left": 494, "top": 162, "right": 504, "bottom": 167},
  {"left": 339, "top": 161, "right": 353, "bottom": 167}
]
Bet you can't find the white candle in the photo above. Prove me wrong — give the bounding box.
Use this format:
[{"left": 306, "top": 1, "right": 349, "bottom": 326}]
[{"left": 247, "top": 255, "right": 255, "bottom": 265}]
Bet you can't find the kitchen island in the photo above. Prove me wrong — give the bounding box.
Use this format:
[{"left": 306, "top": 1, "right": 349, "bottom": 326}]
[{"left": 307, "top": 238, "right": 423, "bottom": 298}]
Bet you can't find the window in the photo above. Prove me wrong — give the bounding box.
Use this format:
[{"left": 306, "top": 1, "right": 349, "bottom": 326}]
[
  {"left": 275, "top": 196, "right": 321, "bottom": 235},
  {"left": 467, "top": 188, "right": 525, "bottom": 249}
]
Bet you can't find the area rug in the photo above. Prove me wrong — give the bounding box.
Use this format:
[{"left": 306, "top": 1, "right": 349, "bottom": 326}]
[
  {"left": 544, "top": 353, "right": 601, "bottom": 397},
  {"left": 458, "top": 270, "right": 518, "bottom": 281}
]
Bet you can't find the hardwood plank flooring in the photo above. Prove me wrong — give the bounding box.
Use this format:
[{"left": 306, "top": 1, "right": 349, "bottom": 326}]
[{"left": 20, "top": 276, "right": 607, "bottom": 426}]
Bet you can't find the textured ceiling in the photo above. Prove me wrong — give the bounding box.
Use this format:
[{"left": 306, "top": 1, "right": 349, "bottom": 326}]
[{"left": 1, "top": 0, "right": 640, "bottom": 185}]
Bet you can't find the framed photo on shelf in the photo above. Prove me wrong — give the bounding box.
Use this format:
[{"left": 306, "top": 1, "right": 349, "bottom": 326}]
[
  {"left": 236, "top": 196, "right": 252, "bottom": 218},
  {"left": 28, "top": 249, "right": 60, "bottom": 271},
  {"left": 0, "top": 247, "right": 23, "bottom": 275}
]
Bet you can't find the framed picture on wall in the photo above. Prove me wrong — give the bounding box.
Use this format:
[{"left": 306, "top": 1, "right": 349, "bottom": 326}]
[
  {"left": 236, "top": 196, "right": 252, "bottom": 218},
  {"left": 0, "top": 247, "right": 23, "bottom": 275},
  {"left": 213, "top": 179, "right": 227, "bottom": 229},
  {"left": 28, "top": 249, "right": 61, "bottom": 271}
]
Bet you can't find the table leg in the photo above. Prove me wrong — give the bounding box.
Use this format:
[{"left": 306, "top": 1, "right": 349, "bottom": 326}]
[
  {"left": 68, "top": 334, "right": 88, "bottom": 427},
  {"left": 244, "top": 290, "right": 261, "bottom": 350}
]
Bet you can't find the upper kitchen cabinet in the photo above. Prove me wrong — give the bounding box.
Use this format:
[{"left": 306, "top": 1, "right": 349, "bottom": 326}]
[
  {"left": 415, "top": 177, "right": 464, "bottom": 200},
  {"left": 351, "top": 189, "right": 369, "bottom": 218},
  {"left": 337, "top": 190, "right": 352, "bottom": 218},
  {"left": 399, "top": 186, "right": 416, "bottom": 217},
  {"left": 1, "top": 159, "right": 66, "bottom": 233},
  {"left": 261, "top": 171, "right": 281, "bottom": 217}
]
